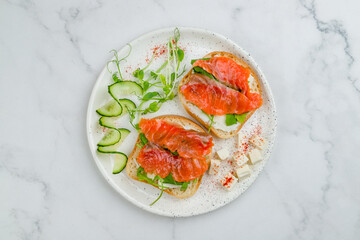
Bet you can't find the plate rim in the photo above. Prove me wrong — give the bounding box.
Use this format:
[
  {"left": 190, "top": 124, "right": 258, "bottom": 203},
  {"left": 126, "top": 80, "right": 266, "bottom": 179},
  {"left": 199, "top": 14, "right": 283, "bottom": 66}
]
[{"left": 86, "top": 26, "right": 278, "bottom": 217}]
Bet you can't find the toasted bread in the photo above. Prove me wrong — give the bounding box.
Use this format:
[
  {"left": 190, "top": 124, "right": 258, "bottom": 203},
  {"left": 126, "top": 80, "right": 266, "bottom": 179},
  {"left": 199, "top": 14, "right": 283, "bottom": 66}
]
[
  {"left": 179, "top": 51, "right": 262, "bottom": 139},
  {"left": 126, "top": 115, "right": 212, "bottom": 199}
]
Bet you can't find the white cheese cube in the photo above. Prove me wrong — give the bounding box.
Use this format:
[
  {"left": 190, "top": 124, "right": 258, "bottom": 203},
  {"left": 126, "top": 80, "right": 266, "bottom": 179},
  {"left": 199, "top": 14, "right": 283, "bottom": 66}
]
[
  {"left": 247, "top": 148, "right": 263, "bottom": 164},
  {"left": 220, "top": 172, "right": 238, "bottom": 191},
  {"left": 233, "top": 153, "right": 249, "bottom": 167},
  {"left": 249, "top": 135, "right": 266, "bottom": 149},
  {"left": 209, "top": 159, "right": 221, "bottom": 175},
  {"left": 216, "top": 148, "right": 229, "bottom": 160},
  {"left": 237, "top": 133, "right": 247, "bottom": 149},
  {"left": 234, "top": 164, "right": 251, "bottom": 179}
]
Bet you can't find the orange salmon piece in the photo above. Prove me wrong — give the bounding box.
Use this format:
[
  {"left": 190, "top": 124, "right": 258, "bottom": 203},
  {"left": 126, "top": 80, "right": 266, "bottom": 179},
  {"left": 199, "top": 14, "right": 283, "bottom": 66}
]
[
  {"left": 180, "top": 74, "right": 262, "bottom": 115},
  {"left": 139, "top": 118, "right": 213, "bottom": 161},
  {"left": 193, "top": 56, "right": 251, "bottom": 93}
]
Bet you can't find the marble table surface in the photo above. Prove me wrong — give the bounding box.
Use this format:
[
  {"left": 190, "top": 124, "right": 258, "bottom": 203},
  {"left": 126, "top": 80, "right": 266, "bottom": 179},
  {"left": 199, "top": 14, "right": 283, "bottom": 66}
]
[{"left": 1, "top": 0, "right": 360, "bottom": 239}]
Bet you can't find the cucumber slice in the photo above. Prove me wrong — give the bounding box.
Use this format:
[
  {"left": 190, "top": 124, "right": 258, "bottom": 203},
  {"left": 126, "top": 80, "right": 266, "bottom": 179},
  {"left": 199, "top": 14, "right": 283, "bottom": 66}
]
[
  {"left": 98, "top": 99, "right": 136, "bottom": 128},
  {"left": 112, "top": 153, "right": 128, "bottom": 174},
  {"left": 118, "top": 99, "right": 136, "bottom": 116},
  {"left": 118, "top": 128, "right": 130, "bottom": 139},
  {"left": 97, "top": 141, "right": 121, "bottom": 153},
  {"left": 97, "top": 129, "right": 121, "bottom": 147},
  {"left": 96, "top": 99, "right": 122, "bottom": 117},
  {"left": 99, "top": 116, "right": 117, "bottom": 129},
  {"left": 97, "top": 128, "right": 130, "bottom": 153},
  {"left": 108, "top": 81, "right": 143, "bottom": 99}
]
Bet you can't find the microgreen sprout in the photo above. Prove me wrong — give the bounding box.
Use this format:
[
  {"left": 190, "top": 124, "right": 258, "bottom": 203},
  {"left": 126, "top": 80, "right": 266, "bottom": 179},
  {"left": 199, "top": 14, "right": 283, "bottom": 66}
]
[
  {"left": 107, "top": 44, "right": 132, "bottom": 82},
  {"left": 202, "top": 110, "right": 215, "bottom": 133},
  {"left": 150, "top": 178, "right": 165, "bottom": 206},
  {"left": 136, "top": 166, "right": 190, "bottom": 205},
  {"left": 128, "top": 27, "right": 186, "bottom": 129}
]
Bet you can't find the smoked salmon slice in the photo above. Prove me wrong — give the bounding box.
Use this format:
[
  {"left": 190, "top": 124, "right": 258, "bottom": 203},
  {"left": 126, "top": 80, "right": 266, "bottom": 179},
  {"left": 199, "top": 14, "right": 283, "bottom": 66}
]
[
  {"left": 171, "top": 156, "right": 208, "bottom": 182},
  {"left": 137, "top": 142, "right": 172, "bottom": 178},
  {"left": 137, "top": 142, "right": 208, "bottom": 182},
  {"left": 139, "top": 118, "right": 213, "bottom": 161},
  {"left": 193, "top": 56, "right": 251, "bottom": 93},
  {"left": 180, "top": 73, "right": 263, "bottom": 115}
]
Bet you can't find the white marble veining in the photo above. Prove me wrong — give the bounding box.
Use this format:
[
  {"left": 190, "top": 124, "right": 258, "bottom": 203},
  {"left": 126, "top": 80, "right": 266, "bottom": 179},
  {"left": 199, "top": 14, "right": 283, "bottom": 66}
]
[{"left": 1, "top": 0, "right": 359, "bottom": 239}]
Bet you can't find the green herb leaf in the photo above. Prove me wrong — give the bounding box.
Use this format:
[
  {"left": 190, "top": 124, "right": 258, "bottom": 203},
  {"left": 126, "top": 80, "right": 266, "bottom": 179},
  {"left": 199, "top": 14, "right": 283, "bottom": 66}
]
[
  {"left": 112, "top": 73, "right": 120, "bottom": 82},
  {"left": 137, "top": 167, "right": 164, "bottom": 188},
  {"left": 177, "top": 49, "right": 184, "bottom": 62},
  {"left": 167, "top": 92, "right": 175, "bottom": 100},
  {"left": 153, "top": 175, "right": 162, "bottom": 182},
  {"left": 180, "top": 181, "right": 189, "bottom": 191},
  {"left": 143, "top": 101, "right": 161, "bottom": 114},
  {"left": 133, "top": 68, "right": 140, "bottom": 78},
  {"left": 193, "top": 66, "right": 217, "bottom": 80},
  {"left": 159, "top": 74, "right": 166, "bottom": 85},
  {"left": 235, "top": 112, "right": 249, "bottom": 123},
  {"left": 171, "top": 72, "right": 175, "bottom": 81},
  {"left": 162, "top": 173, "right": 180, "bottom": 185},
  {"left": 143, "top": 92, "right": 160, "bottom": 101},
  {"left": 225, "top": 114, "right": 237, "bottom": 126},
  {"left": 150, "top": 71, "right": 158, "bottom": 79},
  {"left": 139, "top": 133, "right": 148, "bottom": 146},
  {"left": 149, "top": 101, "right": 160, "bottom": 112},
  {"left": 162, "top": 173, "right": 188, "bottom": 191},
  {"left": 143, "top": 81, "right": 150, "bottom": 92},
  {"left": 162, "top": 172, "right": 191, "bottom": 191},
  {"left": 163, "top": 85, "right": 171, "bottom": 95},
  {"left": 138, "top": 70, "right": 144, "bottom": 80},
  {"left": 133, "top": 68, "right": 144, "bottom": 80},
  {"left": 190, "top": 58, "right": 211, "bottom": 65},
  {"left": 167, "top": 150, "right": 179, "bottom": 156}
]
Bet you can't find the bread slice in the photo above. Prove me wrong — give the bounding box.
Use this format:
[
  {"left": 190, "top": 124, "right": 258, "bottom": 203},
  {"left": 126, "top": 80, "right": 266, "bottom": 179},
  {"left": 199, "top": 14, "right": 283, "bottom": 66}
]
[
  {"left": 126, "top": 115, "right": 212, "bottom": 199},
  {"left": 179, "top": 51, "right": 262, "bottom": 139}
]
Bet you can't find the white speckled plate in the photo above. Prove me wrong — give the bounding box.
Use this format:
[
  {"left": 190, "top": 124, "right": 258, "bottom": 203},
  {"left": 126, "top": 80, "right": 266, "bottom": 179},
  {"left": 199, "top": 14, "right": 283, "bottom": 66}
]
[{"left": 86, "top": 27, "right": 277, "bottom": 217}]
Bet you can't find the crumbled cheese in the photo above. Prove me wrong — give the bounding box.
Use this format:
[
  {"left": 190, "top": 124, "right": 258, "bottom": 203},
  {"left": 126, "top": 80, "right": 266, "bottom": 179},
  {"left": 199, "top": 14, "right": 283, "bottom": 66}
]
[
  {"left": 247, "top": 148, "right": 263, "bottom": 164},
  {"left": 249, "top": 134, "right": 266, "bottom": 149},
  {"left": 237, "top": 132, "right": 247, "bottom": 149},
  {"left": 209, "top": 159, "right": 221, "bottom": 175},
  {"left": 233, "top": 153, "right": 249, "bottom": 167},
  {"left": 220, "top": 172, "right": 238, "bottom": 191},
  {"left": 234, "top": 164, "right": 251, "bottom": 179},
  {"left": 216, "top": 148, "right": 229, "bottom": 160}
]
